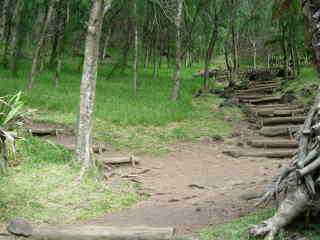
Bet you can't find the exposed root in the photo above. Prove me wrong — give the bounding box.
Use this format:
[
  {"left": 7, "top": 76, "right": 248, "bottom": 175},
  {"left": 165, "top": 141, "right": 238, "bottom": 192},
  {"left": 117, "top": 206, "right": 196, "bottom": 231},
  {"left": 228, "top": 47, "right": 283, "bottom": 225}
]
[{"left": 249, "top": 186, "right": 310, "bottom": 240}]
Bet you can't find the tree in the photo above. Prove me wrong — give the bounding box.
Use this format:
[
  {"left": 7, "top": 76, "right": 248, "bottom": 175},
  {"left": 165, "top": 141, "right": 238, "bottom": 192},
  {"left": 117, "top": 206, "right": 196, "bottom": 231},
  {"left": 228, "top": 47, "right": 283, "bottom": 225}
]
[
  {"left": 133, "top": 0, "right": 138, "bottom": 94},
  {"left": 170, "top": 0, "right": 183, "bottom": 101},
  {"left": 28, "top": 0, "right": 57, "bottom": 90},
  {"left": 249, "top": 1, "right": 320, "bottom": 239},
  {"left": 75, "top": 0, "right": 110, "bottom": 179}
]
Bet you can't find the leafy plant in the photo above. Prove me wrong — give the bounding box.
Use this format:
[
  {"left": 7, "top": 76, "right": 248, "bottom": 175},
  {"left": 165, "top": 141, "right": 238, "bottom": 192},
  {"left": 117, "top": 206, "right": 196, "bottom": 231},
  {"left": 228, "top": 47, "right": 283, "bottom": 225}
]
[{"left": 0, "top": 92, "right": 26, "bottom": 173}]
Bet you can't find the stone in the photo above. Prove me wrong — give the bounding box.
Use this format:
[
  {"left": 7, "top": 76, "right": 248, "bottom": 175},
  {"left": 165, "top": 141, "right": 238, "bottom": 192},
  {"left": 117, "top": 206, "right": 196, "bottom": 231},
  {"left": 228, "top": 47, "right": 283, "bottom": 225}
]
[{"left": 7, "top": 219, "right": 33, "bottom": 237}]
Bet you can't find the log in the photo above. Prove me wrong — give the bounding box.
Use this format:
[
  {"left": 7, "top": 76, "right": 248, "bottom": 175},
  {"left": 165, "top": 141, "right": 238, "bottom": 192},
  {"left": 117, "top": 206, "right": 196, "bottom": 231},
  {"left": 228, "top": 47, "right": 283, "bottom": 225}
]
[
  {"left": 247, "top": 139, "right": 298, "bottom": 148},
  {"left": 29, "top": 128, "right": 60, "bottom": 136},
  {"left": 252, "top": 109, "right": 305, "bottom": 117},
  {"left": 102, "top": 155, "right": 139, "bottom": 165},
  {"left": 259, "top": 125, "right": 302, "bottom": 137},
  {"left": 249, "top": 83, "right": 281, "bottom": 88},
  {"left": 243, "top": 95, "right": 283, "bottom": 104},
  {"left": 246, "top": 103, "right": 303, "bottom": 110},
  {"left": 223, "top": 150, "right": 294, "bottom": 158},
  {"left": 236, "top": 94, "right": 270, "bottom": 100},
  {"left": 236, "top": 86, "right": 280, "bottom": 95},
  {"left": 262, "top": 116, "right": 306, "bottom": 126},
  {"left": 0, "top": 225, "right": 179, "bottom": 240}
]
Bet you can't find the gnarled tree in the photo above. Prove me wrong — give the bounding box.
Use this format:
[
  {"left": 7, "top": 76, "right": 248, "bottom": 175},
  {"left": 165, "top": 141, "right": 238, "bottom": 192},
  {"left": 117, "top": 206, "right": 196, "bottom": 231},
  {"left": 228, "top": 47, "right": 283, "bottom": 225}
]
[{"left": 249, "top": 1, "right": 320, "bottom": 239}]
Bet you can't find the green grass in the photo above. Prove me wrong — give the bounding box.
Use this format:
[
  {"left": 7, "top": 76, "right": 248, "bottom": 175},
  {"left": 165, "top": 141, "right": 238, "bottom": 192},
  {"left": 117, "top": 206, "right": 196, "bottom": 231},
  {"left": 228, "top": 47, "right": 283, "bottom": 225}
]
[
  {"left": 0, "top": 60, "right": 242, "bottom": 155},
  {"left": 0, "top": 137, "right": 141, "bottom": 224}
]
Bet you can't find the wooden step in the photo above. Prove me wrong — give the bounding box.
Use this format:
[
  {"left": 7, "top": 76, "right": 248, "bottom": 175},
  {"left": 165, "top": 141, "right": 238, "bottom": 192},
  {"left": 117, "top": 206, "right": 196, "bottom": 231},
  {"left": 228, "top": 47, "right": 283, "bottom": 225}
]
[
  {"left": 223, "top": 150, "right": 294, "bottom": 158},
  {"left": 243, "top": 96, "right": 283, "bottom": 104},
  {"left": 249, "top": 79, "right": 282, "bottom": 85},
  {"left": 249, "top": 83, "right": 281, "bottom": 88},
  {"left": 259, "top": 125, "right": 301, "bottom": 137},
  {"left": 251, "top": 108, "right": 305, "bottom": 117},
  {"left": 261, "top": 116, "right": 306, "bottom": 126},
  {"left": 236, "top": 94, "right": 271, "bottom": 100},
  {"left": 246, "top": 103, "right": 303, "bottom": 110},
  {"left": 247, "top": 139, "right": 298, "bottom": 148},
  {"left": 236, "top": 86, "right": 280, "bottom": 95}
]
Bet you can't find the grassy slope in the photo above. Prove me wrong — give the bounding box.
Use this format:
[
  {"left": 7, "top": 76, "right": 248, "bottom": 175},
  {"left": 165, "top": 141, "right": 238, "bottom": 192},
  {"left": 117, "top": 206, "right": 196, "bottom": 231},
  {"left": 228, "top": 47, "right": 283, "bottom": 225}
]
[{"left": 0, "top": 60, "right": 242, "bottom": 155}]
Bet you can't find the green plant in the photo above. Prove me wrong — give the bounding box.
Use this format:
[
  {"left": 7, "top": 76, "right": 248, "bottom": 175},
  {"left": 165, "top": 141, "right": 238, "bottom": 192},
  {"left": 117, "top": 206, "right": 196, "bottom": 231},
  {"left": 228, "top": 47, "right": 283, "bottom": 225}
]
[{"left": 0, "top": 92, "right": 26, "bottom": 173}]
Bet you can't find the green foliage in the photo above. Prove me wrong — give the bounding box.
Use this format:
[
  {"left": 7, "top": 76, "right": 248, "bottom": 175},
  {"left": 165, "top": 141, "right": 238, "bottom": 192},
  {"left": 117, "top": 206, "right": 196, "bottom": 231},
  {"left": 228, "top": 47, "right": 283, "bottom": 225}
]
[{"left": 0, "top": 137, "right": 140, "bottom": 224}]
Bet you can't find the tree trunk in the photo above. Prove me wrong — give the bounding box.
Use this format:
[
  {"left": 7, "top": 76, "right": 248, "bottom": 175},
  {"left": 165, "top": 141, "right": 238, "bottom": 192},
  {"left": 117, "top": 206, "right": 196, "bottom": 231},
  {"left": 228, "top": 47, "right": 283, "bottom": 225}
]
[
  {"left": 102, "top": 27, "right": 111, "bottom": 60},
  {"left": 133, "top": 0, "right": 138, "bottom": 94},
  {"left": 0, "top": 0, "right": 9, "bottom": 41},
  {"left": 75, "top": 0, "right": 105, "bottom": 178},
  {"left": 28, "top": 0, "right": 56, "bottom": 90},
  {"left": 203, "top": 13, "right": 219, "bottom": 91},
  {"left": 9, "top": 0, "right": 24, "bottom": 76},
  {"left": 249, "top": 1, "right": 320, "bottom": 238},
  {"left": 170, "top": 0, "right": 183, "bottom": 101}
]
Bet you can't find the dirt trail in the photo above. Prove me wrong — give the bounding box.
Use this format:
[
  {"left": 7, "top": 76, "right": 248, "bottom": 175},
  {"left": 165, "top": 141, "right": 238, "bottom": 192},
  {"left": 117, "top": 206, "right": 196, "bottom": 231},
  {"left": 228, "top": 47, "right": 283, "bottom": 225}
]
[
  {"left": 27, "top": 120, "right": 289, "bottom": 235},
  {"left": 89, "top": 139, "right": 287, "bottom": 235}
]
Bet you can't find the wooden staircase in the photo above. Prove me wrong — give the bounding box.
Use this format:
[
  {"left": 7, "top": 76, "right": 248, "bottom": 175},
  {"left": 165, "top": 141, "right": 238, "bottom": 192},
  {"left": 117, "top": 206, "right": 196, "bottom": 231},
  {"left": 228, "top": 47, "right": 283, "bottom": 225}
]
[{"left": 224, "top": 75, "right": 306, "bottom": 159}]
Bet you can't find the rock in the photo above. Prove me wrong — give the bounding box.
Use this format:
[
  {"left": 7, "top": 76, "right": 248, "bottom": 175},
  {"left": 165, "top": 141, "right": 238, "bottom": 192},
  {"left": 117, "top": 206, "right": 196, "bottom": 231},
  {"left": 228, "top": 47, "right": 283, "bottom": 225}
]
[
  {"left": 7, "top": 219, "right": 33, "bottom": 237},
  {"left": 282, "top": 90, "right": 297, "bottom": 103},
  {"left": 239, "top": 192, "right": 263, "bottom": 201}
]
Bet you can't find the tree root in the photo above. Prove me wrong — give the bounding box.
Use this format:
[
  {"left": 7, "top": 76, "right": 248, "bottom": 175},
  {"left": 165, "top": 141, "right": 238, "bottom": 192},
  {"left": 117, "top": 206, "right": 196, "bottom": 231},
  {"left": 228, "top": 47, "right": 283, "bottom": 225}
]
[{"left": 249, "top": 186, "right": 309, "bottom": 240}]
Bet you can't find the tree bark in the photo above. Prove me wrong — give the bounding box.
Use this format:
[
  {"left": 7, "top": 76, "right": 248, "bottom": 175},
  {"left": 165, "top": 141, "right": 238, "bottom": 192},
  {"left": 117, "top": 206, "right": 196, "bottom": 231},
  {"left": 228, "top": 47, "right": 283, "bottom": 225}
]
[
  {"left": 10, "top": 0, "right": 24, "bottom": 76},
  {"left": 170, "top": 0, "right": 183, "bottom": 101},
  {"left": 28, "top": 0, "right": 56, "bottom": 90},
  {"left": 75, "top": 0, "right": 105, "bottom": 178},
  {"left": 133, "top": 0, "right": 138, "bottom": 94},
  {"left": 0, "top": 0, "right": 10, "bottom": 41},
  {"left": 203, "top": 12, "right": 218, "bottom": 91}
]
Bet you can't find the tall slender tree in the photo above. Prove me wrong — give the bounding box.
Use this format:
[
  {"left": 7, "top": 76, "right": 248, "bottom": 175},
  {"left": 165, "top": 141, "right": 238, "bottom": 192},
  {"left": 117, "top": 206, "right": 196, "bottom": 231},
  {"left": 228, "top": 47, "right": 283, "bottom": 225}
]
[
  {"left": 171, "top": 0, "right": 183, "bottom": 100},
  {"left": 76, "top": 0, "right": 111, "bottom": 179}
]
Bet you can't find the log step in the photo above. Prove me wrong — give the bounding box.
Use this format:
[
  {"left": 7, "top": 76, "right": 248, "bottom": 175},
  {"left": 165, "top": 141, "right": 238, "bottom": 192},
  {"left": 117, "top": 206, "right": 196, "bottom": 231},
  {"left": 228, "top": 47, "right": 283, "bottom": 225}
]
[
  {"left": 259, "top": 125, "right": 301, "bottom": 137},
  {"left": 261, "top": 116, "right": 306, "bottom": 126},
  {"left": 251, "top": 108, "right": 305, "bottom": 117},
  {"left": 236, "top": 86, "right": 280, "bottom": 95},
  {"left": 243, "top": 95, "right": 283, "bottom": 104},
  {"left": 223, "top": 150, "right": 294, "bottom": 158},
  {"left": 249, "top": 83, "right": 281, "bottom": 88},
  {"left": 236, "top": 94, "right": 271, "bottom": 100},
  {"left": 247, "top": 139, "right": 298, "bottom": 148},
  {"left": 246, "top": 103, "right": 302, "bottom": 110}
]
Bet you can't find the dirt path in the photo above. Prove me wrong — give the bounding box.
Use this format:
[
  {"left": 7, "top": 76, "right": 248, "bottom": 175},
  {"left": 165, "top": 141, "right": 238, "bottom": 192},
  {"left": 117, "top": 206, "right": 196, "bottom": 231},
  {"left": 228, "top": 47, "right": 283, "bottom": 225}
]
[
  {"left": 88, "top": 130, "right": 289, "bottom": 234},
  {"left": 26, "top": 120, "right": 289, "bottom": 235}
]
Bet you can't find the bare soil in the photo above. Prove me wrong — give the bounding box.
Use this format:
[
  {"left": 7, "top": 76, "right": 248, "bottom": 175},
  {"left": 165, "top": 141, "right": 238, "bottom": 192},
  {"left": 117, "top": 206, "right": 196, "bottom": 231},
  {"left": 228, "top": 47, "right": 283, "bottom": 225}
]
[{"left": 26, "top": 121, "right": 290, "bottom": 235}]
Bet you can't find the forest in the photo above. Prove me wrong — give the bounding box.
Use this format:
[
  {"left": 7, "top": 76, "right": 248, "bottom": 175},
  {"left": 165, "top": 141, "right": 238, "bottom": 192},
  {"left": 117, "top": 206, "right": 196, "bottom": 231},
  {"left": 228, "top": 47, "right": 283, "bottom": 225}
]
[{"left": 0, "top": 0, "right": 319, "bottom": 240}]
